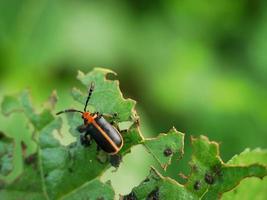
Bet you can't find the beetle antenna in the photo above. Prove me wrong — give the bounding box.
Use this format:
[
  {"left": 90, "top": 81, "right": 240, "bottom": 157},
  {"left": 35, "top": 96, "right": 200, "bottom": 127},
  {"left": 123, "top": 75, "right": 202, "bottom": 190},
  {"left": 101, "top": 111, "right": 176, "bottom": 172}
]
[
  {"left": 56, "top": 109, "right": 83, "bottom": 115},
  {"left": 84, "top": 82, "right": 95, "bottom": 112}
]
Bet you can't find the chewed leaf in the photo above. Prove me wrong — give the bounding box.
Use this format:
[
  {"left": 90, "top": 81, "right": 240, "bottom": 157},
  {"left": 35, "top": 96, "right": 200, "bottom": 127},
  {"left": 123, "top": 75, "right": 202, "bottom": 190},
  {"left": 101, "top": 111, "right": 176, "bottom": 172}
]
[
  {"left": 222, "top": 149, "right": 267, "bottom": 200},
  {"left": 0, "top": 68, "right": 144, "bottom": 199},
  {"left": 227, "top": 148, "right": 267, "bottom": 165},
  {"left": 0, "top": 152, "right": 46, "bottom": 200},
  {"left": 126, "top": 134, "right": 267, "bottom": 199},
  {"left": 65, "top": 112, "right": 83, "bottom": 137},
  {"left": 40, "top": 117, "right": 121, "bottom": 199},
  {"left": 185, "top": 136, "right": 267, "bottom": 199},
  {"left": 0, "top": 94, "right": 51, "bottom": 199},
  {"left": 62, "top": 179, "right": 115, "bottom": 200},
  {"left": 0, "top": 117, "right": 45, "bottom": 199},
  {"left": 20, "top": 91, "right": 55, "bottom": 130},
  {"left": 0, "top": 112, "right": 38, "bottom": 184},
  {"left": 38, "top": 68, "right": 143, "bottom": 199},
  {"left": 39, "top": 117, "right": 110, "bottom": 199},
  {"left": 72, "top": 68, "right": 136, "bottom": 121},
  {"left": 119, "top": 124, "right": 143, "bottom": 154},
  {"left": 4, "top": 67, "right": 266, "bottom": 199},
  {"left": 1, "top": 91, "right": 55, "bottom": 131},
  {"left": 122, "top": 167, "right": 197, "bottom": 200},
  {"left": 68, "top": 68, "right": 143, "bottom": 153},
  {"left": 43, "top": 90, "right": 58, "bottom": 110},
  {"left": 1, "top": 96, "right": 22, "bottom": 116},
  {"left": 118, "top": 121, "right": 134, "bottom": 132},
  {"left": 0, "top": 132, "right": 15, "bottom": 176},
  {"left": 144, "top": 127, "right": 184, "bottom": 170}
]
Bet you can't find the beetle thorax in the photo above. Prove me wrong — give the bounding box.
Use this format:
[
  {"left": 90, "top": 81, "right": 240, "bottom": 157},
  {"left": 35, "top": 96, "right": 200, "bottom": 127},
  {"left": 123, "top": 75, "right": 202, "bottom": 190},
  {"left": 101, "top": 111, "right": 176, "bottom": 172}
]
[{"left": 82, "top": 112, "right": 95, "bottom": 124}]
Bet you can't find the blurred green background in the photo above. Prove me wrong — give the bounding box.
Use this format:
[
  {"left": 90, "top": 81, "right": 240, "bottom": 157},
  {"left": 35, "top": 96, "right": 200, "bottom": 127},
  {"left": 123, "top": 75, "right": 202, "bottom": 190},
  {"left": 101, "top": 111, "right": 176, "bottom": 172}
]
[{"left": 1, "top": 0, "right": 267, "bottom": 197}]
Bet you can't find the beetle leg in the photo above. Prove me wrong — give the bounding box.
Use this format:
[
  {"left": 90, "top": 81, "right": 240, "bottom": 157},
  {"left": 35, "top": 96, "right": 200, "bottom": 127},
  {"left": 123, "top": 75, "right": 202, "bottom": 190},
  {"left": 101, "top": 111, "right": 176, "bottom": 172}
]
[
  {"left": 77, "top": 124, "right": 87, "bottom": 133},
  {"left": 109, "top": 154, "right": 122, "bottom": 169},
  {"left": 80, "top": 132, "right": 91, "bottom": 147}
]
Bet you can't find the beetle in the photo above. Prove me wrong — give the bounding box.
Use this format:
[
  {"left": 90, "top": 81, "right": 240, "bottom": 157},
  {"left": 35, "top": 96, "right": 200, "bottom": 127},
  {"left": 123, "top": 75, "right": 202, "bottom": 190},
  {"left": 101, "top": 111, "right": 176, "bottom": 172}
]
[{"left": 56, "top": 82, "right": 123, "bottom": 155}]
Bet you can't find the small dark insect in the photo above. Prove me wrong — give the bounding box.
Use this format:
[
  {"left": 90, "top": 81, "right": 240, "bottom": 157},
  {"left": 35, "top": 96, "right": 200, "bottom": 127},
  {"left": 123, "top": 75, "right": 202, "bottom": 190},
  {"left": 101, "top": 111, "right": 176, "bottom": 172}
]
[
  {"left": 163, "top": 148, "right": 173, "bottom": 157},
  {"left": 194, "top": 180, "right": 201, "bottom": 190},
  {"left": 212, "top": 164, "right": 223, "bottom": 177},
  {"left": 123, "top": 192, "right": 137, "bottom": 200},
  {"left": 205, "top": 173, "right": 215, "bottom": 185},
  {"left": 146, "top": 187, "right": 159, "bottom": 200},
  {"left": 56, "top": 82, "right": 123, "bottom": 155},
  {"left": 109, "top": 154, "right": 122, "bottom": 168}
]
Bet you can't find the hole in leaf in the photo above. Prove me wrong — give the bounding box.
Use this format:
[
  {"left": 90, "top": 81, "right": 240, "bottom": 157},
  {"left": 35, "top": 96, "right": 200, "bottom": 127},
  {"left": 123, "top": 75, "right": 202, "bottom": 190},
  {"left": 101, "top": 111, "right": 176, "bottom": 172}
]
[{"left": 106, "top": 72, "right": 118, "bottom": 81}]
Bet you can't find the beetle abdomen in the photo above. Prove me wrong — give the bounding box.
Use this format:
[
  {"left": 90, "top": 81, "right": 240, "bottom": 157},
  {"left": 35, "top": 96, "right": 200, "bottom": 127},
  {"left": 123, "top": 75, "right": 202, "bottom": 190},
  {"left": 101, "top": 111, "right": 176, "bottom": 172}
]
[
  {"left": 96, "top": 116, "right": 122, "bottom": 146},
  {"left": 87, "top": 116, "right": 123, "bottom": 154}
]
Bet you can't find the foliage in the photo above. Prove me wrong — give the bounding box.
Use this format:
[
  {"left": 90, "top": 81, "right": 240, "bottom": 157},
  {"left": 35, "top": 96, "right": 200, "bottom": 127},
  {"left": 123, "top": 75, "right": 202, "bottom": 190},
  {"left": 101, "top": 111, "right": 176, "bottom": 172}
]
[
  {"left": 0, "top": 68, "right": 267, "bottom": 199},
  {"left": 222, "top": 149, "right": 267, "bottom": 200},
  {"left": 123, "top": 136, "right": 267, "bottom": 200}
]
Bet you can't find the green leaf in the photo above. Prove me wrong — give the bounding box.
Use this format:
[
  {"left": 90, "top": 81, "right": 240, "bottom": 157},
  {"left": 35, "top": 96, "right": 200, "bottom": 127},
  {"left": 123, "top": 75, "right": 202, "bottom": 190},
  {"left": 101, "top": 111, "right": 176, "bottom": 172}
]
[
  {"left": 1, "top": 96, "right": 22, "bottom": 116},
  {"left": 3, "top": 67, "right": 266, "bottom": 199},
  {"left": 186, "top": 136, "right": 267, "bottom": 199},
  {"left": 39, "top": 68, "right": 143, "bottom": 199},
  {"left": 0, "top": 132, "right": 15, "bottom": 176},
  {"left": 144, "top": 127, "right": 184, "bottom": 170},
  {"left": 62, "top": 179, "right": 115, "bottom": 200},
  {"left": 1, "top": 91, "right": 55, "bottom": 131},
  {"left": 72, "top": 68, "right": 136, "bottom": 121},
  {"left": 222, "top": 149, "right": 267, "bottom": 200},
  {"left": 125, "top": 135, "right": 267, "bottom": 199},
  {"left": 0, "top": 92, "right": 55, "bottom": 199},
  {"left": 39, "top": 117, "right": 113, "bottom": 199},
  {"left": 67, "top": 68, "right": 143, "bottom": 154},
  {"left": 119, "top": 124, "right": 143, "bottom": 154},
  {"left": 0, "top": 113, "right": 46, "bottom": 199},
  {"left": 0, "top": 153, "right": 46, "bottom": 200},
  {"left": 0, "top": 68, "right": 142, "bottom": 199},
  {"left": 0, "top": 112, "right": 37, "bottom": 183},
  {"left": 121, "top": 167, "right": 197, "bottom": 200},
  {"left": 20, "top": 90, "right": 55, "bottom": 131},
  {"left": 227, "top": 148, "right": 267, "bottom": 165}
]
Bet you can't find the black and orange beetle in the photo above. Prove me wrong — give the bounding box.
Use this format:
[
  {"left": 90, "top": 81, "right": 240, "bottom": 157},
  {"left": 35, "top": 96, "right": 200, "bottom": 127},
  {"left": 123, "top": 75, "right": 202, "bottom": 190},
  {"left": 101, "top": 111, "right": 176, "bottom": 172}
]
[{"left": 56, "top": 82, "right": 123, "bottom": 155}]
